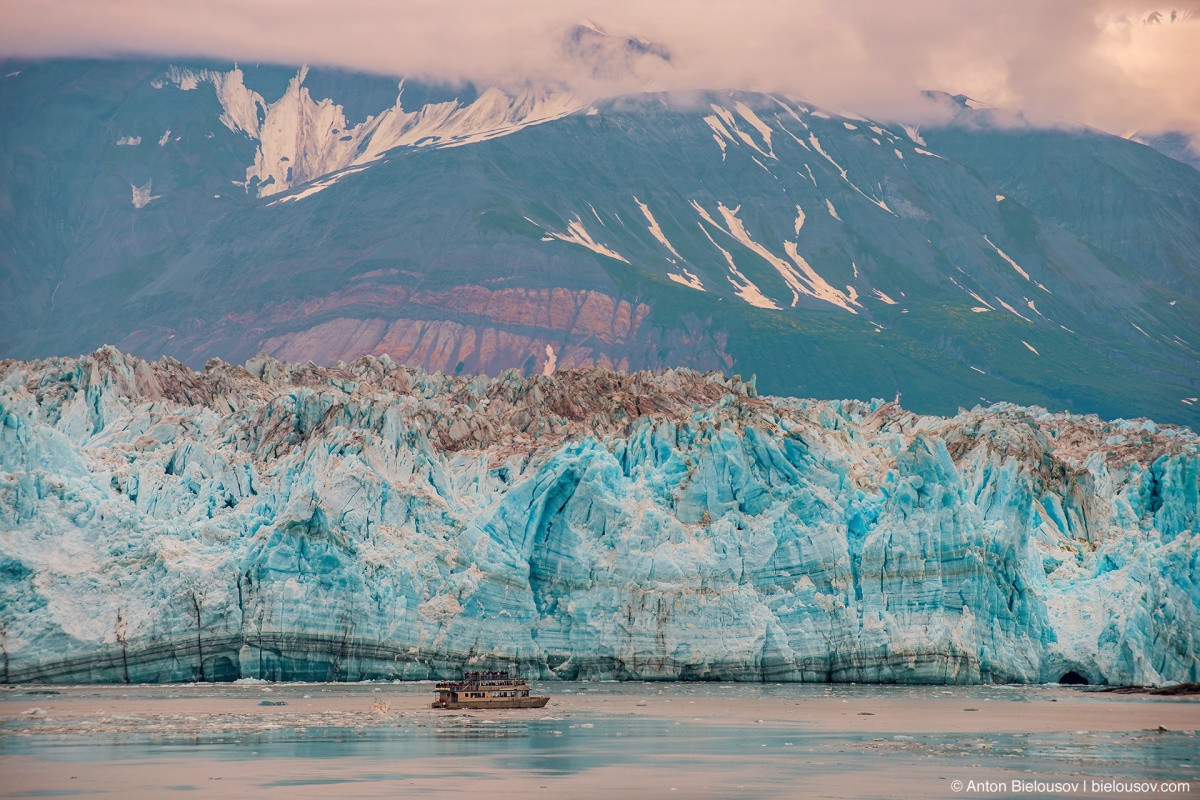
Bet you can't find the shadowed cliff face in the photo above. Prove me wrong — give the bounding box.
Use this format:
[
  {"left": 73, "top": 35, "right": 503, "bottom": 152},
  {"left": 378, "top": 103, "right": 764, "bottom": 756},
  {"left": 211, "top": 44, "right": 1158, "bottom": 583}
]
[{"left": 2, "top": 348, "right": 1196, "bottom": 685}]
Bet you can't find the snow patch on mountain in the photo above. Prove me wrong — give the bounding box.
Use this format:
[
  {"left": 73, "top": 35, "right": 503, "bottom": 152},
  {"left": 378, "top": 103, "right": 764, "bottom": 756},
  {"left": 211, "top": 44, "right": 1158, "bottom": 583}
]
[
  {"left": 545, "top": 215, "right": 630, "bottom": 263},
  {"left": 998, "top": 298, "right": 1034, "bottom": 323},
  {"left": 668, "top": 269, "right": 706, "bottom": 292},
  {"left": 706, "top": 104, "right": 775, "bottom": 160},
  {"left": 733, "top": 102, "right": 776, "bottom": 158},
  {"left": 693, "top": 218, "right": 778, "bottom": 309},
  {"left": 901, "top": 124, "right": 926, "bottom": 146},
  {"left": 693, "top": 200, "right": 859, "bottom": 314},
  {"left": 984, "top": 235, "right": 1031, "bottom": 281},
  {"left": 130, "top": 180, "right": 161, "bottom": 209},
  {"left": 634, "top": 196, "right": 684, "bottom": 260},
  {"left": 168, "top": 66, "right": 586, "bottom": 199}
]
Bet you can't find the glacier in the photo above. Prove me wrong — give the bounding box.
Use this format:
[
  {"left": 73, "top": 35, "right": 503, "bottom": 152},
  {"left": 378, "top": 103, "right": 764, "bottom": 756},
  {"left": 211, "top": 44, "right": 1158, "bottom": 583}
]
[{"left": 0, "top": 348, "right": 1197, "bottom": 686}]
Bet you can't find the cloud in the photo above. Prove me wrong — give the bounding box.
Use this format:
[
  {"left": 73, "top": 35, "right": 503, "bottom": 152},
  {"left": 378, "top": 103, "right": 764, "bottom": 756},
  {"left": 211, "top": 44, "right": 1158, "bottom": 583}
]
[{"left": 3, "top": 0, "right": 1199, "bottom": 146}]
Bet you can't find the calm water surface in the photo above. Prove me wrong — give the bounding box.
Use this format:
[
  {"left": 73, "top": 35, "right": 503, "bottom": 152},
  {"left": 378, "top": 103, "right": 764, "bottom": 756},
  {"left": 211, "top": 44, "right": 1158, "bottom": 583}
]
[{"left": 2, "top": 682, "right": 1197, "bottom": 799}]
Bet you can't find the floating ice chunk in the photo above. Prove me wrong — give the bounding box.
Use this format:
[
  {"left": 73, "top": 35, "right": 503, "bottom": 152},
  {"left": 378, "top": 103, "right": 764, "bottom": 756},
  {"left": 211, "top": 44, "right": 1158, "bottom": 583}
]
[
  {"left": 825, "top": 200, "right": 841, "bottom": 221},
  {"left": 872, "top": 289, "right": 897, "bottom": 305},
  {"left": 116, "top": 135, "right": 141, "bottom": 146},
  {"left": 1021, "top": 340, "right": 1040, "bottom": 355}
]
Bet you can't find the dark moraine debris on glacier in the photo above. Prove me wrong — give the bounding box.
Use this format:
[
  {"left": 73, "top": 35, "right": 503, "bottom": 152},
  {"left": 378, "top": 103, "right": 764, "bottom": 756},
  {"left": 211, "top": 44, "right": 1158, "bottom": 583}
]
[{"left": 0, "top": 347, "right": 1196, "bottom": 685}]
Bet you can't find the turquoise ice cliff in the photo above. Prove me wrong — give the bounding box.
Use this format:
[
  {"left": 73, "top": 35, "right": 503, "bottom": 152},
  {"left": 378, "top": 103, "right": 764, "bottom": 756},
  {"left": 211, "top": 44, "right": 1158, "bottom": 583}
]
[{"left": 1, "top": 348, "right": 1197, "bottom": 685}]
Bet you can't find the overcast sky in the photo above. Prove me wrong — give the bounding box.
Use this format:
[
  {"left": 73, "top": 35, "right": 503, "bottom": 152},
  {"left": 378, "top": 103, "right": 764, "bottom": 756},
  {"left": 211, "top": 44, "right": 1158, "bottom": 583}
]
[{"left": 4, "top": 1, "right": 1199, "bottom": 144}]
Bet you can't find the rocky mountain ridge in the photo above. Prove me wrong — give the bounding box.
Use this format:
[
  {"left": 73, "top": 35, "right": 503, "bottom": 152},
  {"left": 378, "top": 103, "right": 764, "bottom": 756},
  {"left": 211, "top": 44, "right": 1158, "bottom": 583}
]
[{"left": 3, "top": 60, "right": 1199, "bottom": 425}]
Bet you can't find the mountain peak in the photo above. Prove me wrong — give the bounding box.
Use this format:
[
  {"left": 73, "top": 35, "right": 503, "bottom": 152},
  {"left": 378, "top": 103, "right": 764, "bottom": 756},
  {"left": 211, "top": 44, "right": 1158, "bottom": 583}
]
[{"left": 563, "top": 22, "right": 671, "bottom": 82}]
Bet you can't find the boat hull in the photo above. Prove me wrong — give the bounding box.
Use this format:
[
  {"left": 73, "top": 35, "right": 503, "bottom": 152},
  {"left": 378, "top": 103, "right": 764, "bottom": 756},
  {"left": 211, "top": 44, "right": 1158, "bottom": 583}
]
[{"left": 432, "top": 696, "right": 550, "bottom": 710}]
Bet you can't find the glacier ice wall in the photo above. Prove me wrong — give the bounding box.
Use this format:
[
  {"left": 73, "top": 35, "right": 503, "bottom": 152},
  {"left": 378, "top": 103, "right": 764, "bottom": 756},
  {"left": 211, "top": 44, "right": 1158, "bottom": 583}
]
[{"left": 1, "top": 348, "right": 1197, "bottom": 685}]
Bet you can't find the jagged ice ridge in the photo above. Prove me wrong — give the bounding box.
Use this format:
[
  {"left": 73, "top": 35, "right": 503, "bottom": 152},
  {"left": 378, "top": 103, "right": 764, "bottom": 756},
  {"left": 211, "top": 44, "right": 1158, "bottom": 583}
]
[{"left": 0, "top": 349, "right": 1197, "bottom": 685}]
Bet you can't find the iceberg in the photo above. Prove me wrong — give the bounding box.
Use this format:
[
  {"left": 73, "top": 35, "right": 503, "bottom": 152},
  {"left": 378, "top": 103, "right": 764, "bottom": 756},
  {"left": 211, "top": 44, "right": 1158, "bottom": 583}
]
[{"left": 0, "top": 348, "right": 1196, "bottom": 686}]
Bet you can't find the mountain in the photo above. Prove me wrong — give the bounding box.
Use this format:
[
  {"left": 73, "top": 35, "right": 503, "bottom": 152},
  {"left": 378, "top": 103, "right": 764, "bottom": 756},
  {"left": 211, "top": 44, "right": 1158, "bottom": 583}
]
[
  {"left": 1, "top": 59, "right": 1199, "bottom": 426},
  {"left": 1128, "top": 131, "right": 1200, "bottom": 173},
  {"left": 1, "top": 349, "right": 1196, "bottom": 685}
]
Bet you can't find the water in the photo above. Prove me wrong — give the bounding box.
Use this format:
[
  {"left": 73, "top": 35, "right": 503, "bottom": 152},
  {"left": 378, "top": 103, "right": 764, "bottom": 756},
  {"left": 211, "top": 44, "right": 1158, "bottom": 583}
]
[{"left": 2, "top": 683, "right": 1197, "bottom": 798}]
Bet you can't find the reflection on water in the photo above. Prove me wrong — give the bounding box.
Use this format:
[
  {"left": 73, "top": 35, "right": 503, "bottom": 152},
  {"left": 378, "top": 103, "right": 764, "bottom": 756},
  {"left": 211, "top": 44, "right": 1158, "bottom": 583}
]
[
  {"left": 5, "top": 716, "right": 1198, "bottom": 780},
  {"left": 2, "top": 683, "right": 1197, "bottom": 797}
]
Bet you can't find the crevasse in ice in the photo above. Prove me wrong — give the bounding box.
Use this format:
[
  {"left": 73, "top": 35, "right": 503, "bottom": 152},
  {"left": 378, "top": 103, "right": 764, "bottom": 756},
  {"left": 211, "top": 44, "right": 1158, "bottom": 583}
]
[{"left": 1, "top": 348, "right": 1196, "bottom": 685}]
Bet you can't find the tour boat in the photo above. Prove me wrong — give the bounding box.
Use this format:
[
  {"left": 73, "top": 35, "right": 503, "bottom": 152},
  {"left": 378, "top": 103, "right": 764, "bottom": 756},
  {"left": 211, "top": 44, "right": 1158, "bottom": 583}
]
[{"left": 432, "top": 670, "right": 549, "bottom": 709}]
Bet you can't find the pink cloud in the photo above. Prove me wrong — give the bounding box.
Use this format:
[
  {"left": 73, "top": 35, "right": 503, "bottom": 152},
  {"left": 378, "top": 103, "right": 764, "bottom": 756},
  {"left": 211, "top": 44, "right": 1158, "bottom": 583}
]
[{"left": 3, "top": 0, "right": 1199, "bottom": 146}]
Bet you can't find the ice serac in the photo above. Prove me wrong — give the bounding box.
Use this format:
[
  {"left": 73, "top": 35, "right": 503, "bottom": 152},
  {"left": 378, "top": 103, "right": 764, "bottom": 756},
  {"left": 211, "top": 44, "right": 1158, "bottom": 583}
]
[{"left": 1, "top": 349, "right": 1197, "bottom": 686}]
